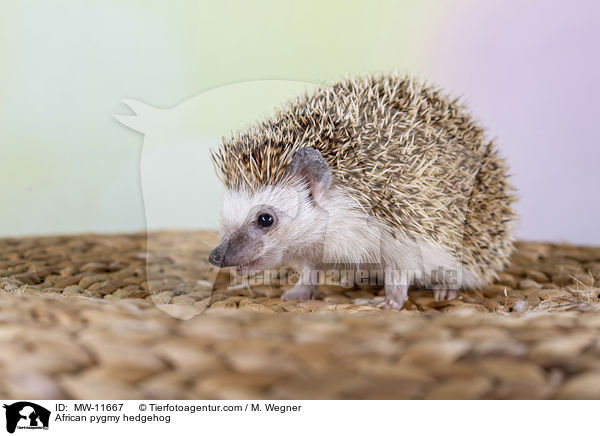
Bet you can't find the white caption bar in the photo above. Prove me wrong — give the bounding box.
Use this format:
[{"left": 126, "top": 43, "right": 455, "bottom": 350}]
[{"left": 0, "top": 400, "right": 593, "bottom": 436}]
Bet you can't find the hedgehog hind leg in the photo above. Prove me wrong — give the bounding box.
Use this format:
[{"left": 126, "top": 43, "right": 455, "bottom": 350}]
[{"left": 433, "top": 288, "right": 458, "bottom": 301}]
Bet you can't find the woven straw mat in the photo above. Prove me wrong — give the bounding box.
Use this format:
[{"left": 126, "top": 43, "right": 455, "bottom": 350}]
[{"left": 1, "top": 231, "right": 600, "bottom": 399}]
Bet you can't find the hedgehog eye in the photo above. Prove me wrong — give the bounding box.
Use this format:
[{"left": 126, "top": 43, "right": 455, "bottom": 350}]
[{"left": 257, "top": 213, "right": 274, "bottom": 228}]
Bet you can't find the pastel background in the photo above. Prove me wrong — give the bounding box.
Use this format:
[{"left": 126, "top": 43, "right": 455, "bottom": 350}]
[{"left": 1, "top": 0, "right": 598, "bottom": 244}]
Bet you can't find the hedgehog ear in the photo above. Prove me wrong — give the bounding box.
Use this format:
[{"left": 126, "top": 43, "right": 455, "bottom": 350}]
[{"left": 286, "top": 147, "right": 332, "bottom": 204}]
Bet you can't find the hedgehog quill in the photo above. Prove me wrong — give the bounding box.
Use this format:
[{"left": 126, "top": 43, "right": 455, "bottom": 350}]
[{"left": 209, "top": 73, "right": 516, "bottom": 309}]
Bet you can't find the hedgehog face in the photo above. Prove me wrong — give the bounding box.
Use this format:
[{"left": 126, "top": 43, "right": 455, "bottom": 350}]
[
  {"left": 209, "top": 147, "right": 334, "bottom": 274},
  {"left": 209, "top": 181, "right": 326, "bottom": 274}
]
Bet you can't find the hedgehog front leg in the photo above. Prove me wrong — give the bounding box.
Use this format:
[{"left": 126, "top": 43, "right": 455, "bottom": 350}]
[
  {"left": 281, "top": 266, "right": 318, "bottom": 301},
  {"left": 379, "top": 283, "right": 409, "bottom": 309},
  {"left": 281, "top": 283, "right": 317, "bottom": 301}
]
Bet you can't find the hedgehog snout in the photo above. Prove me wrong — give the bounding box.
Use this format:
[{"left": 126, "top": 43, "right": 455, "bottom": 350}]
[
  {"left": 208, "top": 229, "right": 265, "bottom": 268},
  {"left": 208, "top": 243, "right": 226, "bottom": 267}
]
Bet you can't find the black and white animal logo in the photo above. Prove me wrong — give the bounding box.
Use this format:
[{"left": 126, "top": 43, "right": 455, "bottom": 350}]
[{"left": 3, "top": 402, "right": 50, "bottom": 433}]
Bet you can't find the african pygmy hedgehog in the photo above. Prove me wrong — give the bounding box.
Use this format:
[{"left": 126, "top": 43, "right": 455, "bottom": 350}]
[{"left": 209, "top": 73, "right": 516, "bottom": 309}]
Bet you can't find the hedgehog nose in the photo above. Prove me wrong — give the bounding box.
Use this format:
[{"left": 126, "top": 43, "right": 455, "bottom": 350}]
[{"left": 208, "top": 244, "right": 226, "bottom": 267}]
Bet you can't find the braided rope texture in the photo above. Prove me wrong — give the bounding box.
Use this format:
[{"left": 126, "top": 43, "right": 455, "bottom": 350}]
[{"left": 1, "top": 232, "right": 599, "bottom": 399}]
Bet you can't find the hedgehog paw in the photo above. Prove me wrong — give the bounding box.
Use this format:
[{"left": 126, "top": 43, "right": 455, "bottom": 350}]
[
  {"left": 433, "top": 288, "right": 458, "bottom": 301},
  {"left": 380, "top": 284, "right": 409, "bottom": 310},
  {"left": 377, "top": 299, "right": 405, "bottom": 310},
  {"left": 281, "top": 284, "right": 318, "bottom": 301}
]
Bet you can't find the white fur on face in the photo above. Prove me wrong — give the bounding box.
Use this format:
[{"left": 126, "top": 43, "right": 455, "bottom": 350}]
[{"left": 222, "top": 183, "right": 302, "bottom": 235}]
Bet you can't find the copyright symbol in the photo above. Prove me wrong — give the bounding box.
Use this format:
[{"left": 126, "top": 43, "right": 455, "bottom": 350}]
[{"left": 139, "top": 404, "right": 147, "bottom": 411}]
